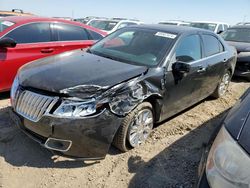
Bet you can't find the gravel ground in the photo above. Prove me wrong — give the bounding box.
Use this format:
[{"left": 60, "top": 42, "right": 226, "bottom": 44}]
[{"left": 0, "top": 79, "right": 249, "bottom": 188}]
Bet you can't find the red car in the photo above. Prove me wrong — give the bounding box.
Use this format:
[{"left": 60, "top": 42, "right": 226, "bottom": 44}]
[{"left": 0, "top": 16, "right": 106, "bottom": 92}]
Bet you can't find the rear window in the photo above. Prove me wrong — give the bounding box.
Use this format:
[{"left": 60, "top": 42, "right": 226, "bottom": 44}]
[
  {"left": 54, "top": 23, "right": 89, "bottom": 41},
  {"left": 0, "top": 20, "right": 15, "bottom": 32},
  {"left": 202, "top": 35, "right": 222, "bottom": 56},
  {"left": 87, "top": 29, "right": 103, "bottom": 40}
]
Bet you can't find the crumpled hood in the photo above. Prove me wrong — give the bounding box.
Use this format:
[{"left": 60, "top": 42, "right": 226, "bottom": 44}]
[
  {"left": 18, "top": 49, "right": 147, "bottom": 94},
  {"left": 226, "top": 41, "right": 250, "bottom": 53}
]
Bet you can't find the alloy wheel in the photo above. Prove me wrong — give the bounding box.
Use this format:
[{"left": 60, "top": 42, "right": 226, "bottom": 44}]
[{"left": 127, "top": 109, "right": 153, "bottom": 147}]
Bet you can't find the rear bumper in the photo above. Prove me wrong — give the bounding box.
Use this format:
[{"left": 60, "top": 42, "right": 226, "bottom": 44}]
[{"left": 11, "top": 108, "right": 123, "bottom": 160}]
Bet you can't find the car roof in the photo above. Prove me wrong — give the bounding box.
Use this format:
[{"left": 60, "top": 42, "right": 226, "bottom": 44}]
[
  {"left": 1, "top": 16, "right": 75, "bottom": 24},
  {"left": 191, "top": 21, "right": 229, "bottom": 25},
  {"left": 129, "top": 24, "right": 215, "bottom": 35},
  {"left": 0, "top": 16, "right": 107, "bottom": 36}
]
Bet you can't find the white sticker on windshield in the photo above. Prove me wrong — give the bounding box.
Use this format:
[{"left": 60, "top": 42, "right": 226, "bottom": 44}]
[
  {"left": 155, "top": 32, "right": 176, "bottom": 39},
  {"left": 1, "top": 21, "right": 14, "bottom": 27}
]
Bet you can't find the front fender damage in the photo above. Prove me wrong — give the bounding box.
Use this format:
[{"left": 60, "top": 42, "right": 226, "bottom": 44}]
[{"left": 60, "top": 74, "right": 164, "bottom": 117}]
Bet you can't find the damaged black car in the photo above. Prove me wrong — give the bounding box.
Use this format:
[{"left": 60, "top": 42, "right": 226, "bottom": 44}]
[{"left": 11, "top": 25, "right": 237, "bottom": 159}]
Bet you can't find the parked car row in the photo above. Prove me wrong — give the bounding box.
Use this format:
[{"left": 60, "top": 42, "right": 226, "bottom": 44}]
[
  {"left": 0, "top": 9, "right": 33, "bottom": 18},
  {"left": 159, "top": 20, "right": 229, "bottom": 34},
  {"left": 0, "top": 12, "right": 249, "bottom": 188},
  {"left": 86, "top": 18, "right": 143, "bottom": 34}
]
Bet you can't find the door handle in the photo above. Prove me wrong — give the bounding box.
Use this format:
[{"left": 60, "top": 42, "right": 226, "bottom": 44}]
[
  {"left": 41, "top": 48, "right": 54, "bottom": 53},
  {"left": 197, "top": 66, "right": 206, "bottom": 73}
]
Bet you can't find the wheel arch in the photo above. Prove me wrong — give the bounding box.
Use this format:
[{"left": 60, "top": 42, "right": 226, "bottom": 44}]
[{"left": 144, "top": 94, "right": 163, "bottom": 123}]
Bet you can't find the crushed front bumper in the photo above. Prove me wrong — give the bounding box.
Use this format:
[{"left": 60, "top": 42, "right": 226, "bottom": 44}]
[{"left": 11, "top": 108, "right": 123, "bottom": 160}]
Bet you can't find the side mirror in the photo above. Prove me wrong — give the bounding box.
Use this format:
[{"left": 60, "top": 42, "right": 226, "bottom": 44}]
[
  {"left": 217, "top": 30, "right": 223, "bottom": 34},
  {"left": 172, "top": 61, "right": 190, "bottom": 73},
  {"left": 0, "top": 37, "right": 17, "bottom": 48},
  {"left": 172, "top": 61, "right": 190, "bottom": 84}
]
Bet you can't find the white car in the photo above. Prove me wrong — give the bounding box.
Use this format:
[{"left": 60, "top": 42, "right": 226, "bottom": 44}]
[
  {"left": 87, "top": 18, "right": 143, "bottom": 34},
  {"left": 158, "top": 20, "right": 190, "bottom": 26},
  {"left": 189, "top": 21, "right": 230, "bottom": 34}
]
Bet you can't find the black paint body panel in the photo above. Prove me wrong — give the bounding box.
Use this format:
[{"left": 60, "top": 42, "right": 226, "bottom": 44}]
[{"left": 13, "top": 109, "right": 123, "bottom": 159}]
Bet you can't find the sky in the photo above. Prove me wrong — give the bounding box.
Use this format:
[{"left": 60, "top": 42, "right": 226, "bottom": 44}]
[{"left": 1, "top": 0, "right": 250, "bottom": 25}]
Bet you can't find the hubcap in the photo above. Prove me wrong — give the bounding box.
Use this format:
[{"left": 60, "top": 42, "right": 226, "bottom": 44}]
[
  {"left": 128, "top": 109, "right": 153, "bottom": 147},
  {"left": 219, "top": 72, "right": 230, "bottom": 96}
]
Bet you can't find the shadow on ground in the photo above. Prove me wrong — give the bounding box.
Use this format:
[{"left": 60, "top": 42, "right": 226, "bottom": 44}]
[
  {"left": 0, "top": 92, "right": 10, "bottom": 100},
  {"left": 127, "top": 110, "right": 229, "bottom": 188},
  {"left": 0, "top": 107, "right": 97, "bottom": 169},
  {"left": 232, "top": 76, "right": 249, "bottom": 83}
]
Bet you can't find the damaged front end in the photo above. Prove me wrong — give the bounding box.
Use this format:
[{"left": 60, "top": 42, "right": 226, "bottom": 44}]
[
  {"left": 59, "top": 74, "right": 163, "bottom": 117},
  {"left": 12, "top": 70, "right": 164, "bottom": 159}
]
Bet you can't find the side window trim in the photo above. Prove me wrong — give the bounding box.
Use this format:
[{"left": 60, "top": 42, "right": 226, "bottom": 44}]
[
  {"left": 201, "top": 34, "right": 225, "bottom": 57},
  {"left": 52, "top": 23, "right": 91, "bottom": 42},
  {"left": 174, "top": 33, "right": 202, "bottom": 63},
  {"left": 3, "top": 22, "right": 53, "bottom": 44}
]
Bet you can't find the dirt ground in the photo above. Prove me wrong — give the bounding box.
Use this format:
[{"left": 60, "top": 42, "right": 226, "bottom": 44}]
[{"left": 0, "top": 79, "right": 249, "bottom": 188}]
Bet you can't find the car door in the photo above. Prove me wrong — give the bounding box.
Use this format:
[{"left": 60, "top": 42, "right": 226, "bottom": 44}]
[
  {"left": 160, "top": 34, "right": 209, "bottom": 120},
  {"left": 51, "top": 23, "right": 95, "bottom": 53},
  {"left": 200, "top": 34, "right": 227, "bottom": 94},
  {"left": 0, "top": 22, "right": 56, "bottom": 91}
]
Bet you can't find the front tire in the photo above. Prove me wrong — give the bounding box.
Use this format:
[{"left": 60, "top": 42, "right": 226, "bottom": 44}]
[
  {"left": 112, "top": 102, "right": 154, "bottom": 152},
  {"left": 211, "top": 70, "right": 231, "bottom": 98}
]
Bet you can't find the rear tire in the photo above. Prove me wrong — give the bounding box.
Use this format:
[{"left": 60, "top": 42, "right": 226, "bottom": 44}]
[
  {"left": 112, "top": 102, "right": 154, "bottom": 152},
  {"left": 211, "top": 70, "right": 231, "bottom": 99}
]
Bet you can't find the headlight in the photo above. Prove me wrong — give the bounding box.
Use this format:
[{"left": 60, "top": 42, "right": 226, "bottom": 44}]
[
  {"left": 53, "top": 98, "right": 96, "bottom": 118},
  {"left": 10, "top": 76, "right": 19, "bottom": 106},
  {"left": 206, "top": 126, "right": 250, "bottom": 188}
]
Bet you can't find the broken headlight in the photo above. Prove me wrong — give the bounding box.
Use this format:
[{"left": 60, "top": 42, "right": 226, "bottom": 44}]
[
  {"left": 108, "top": 81, "right": 144, "bottom": 116},
  {"left": 53, "top": 98, "right": 96, "bottom": 118},
  {"left": 206, "top": 126, "right": 250, "bottom": 188}
]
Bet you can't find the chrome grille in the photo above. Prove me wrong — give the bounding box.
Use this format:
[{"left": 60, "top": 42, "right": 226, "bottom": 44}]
[{"left": 15, "top": 90, "right": 58, "bottom": 122}]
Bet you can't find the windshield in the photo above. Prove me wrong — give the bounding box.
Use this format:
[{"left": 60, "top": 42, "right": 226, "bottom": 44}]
[
  {"left": 159, "top": 22, "right": 178, "bottom": 25},
  {"left": 190, "top": 23, "right": 217, "bottom": 31},
  {"left": 89, "top": 28, "right": 177, "bottom": 67},
  {"left": 88, "top": 20, "right": 118, "bottom": 31},
  {"left": 222, "top": 28, "right": 250, "bottom": 43},
  {"left": 0, "top": 20, "right": 15, "bottom": 32}
]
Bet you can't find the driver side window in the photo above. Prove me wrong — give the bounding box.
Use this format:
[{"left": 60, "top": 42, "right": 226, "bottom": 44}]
[{"left": 174, "top": 35, "right": 201, "bottom": 63}]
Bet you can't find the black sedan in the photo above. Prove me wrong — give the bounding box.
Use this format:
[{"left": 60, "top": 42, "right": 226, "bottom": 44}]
[
  {"left": 222, "top": 25, "right": 250, "bottom": 80},
  {"left": 198, "top": 88, "right": 250, "bottom": 188},
  {"left": 10, "top": 25, "right": 237, "bottom": 159}
]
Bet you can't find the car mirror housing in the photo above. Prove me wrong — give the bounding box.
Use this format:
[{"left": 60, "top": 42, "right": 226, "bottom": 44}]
[
  {"left": 217, "top": 30, "right": 223, "bottom": 34},
  {"left": 0, "top": 37, "right": 17, "bottom": 48},
  {"left": 172, "top": 61, "right": 190, "bottom": 73}
]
